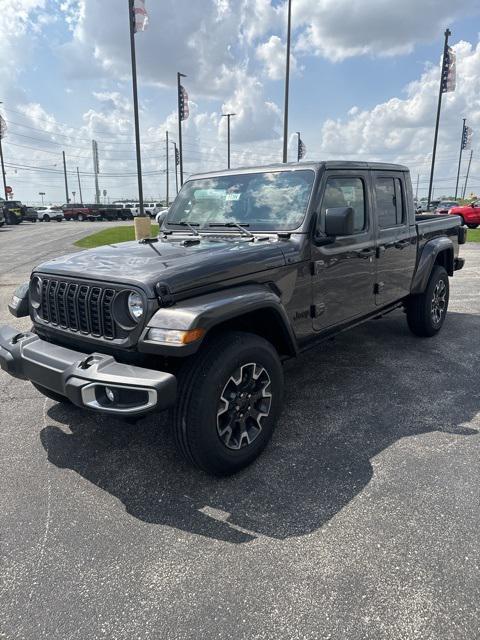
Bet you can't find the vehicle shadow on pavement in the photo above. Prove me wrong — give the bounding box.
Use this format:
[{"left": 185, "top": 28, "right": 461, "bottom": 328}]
[{"left": 40, "top": 311, "right": 479, "bottom": 543}]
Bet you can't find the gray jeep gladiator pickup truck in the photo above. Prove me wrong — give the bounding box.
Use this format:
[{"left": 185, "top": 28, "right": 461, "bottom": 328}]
[{"left": 0, "top": 162, "right": 466, "bottom": 475}]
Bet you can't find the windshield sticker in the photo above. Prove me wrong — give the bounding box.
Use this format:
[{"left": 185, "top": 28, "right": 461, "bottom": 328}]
[{"left": 225, "top": 193, "right": 241, "bottom": 201}]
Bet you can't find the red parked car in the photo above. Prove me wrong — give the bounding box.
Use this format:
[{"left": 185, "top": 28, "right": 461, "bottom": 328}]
[
  {"left": 62, "top": 205, "right": 100, "bottom": 221},
  {"left": 448, "top": 201, "right": 480, "bottom": 229}
]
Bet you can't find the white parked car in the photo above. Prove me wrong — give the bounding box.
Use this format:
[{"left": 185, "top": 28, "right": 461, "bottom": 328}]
[
  {"left": 36, "top": 206, "right": 64, "bottom": 222},
  {"left": 155, "top": 208, "right": 169, "bottom": 226}
]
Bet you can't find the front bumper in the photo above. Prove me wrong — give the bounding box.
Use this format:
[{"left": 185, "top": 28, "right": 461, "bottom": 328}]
[{"left": 0, "top": 325, "right": 177, "bottom": 416}]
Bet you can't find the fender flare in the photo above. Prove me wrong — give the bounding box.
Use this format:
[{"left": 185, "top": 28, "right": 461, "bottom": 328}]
[
  {"left": 139, "top": 284, "right": 298, "bottom": 357},
  {"left": 411, "top": 237, "right": 454, "bottom": 294}
]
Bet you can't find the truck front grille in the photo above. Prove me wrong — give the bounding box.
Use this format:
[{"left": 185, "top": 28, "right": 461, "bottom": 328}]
[{"left": 39, "top": 278, "right": 117, "bottom": 339}]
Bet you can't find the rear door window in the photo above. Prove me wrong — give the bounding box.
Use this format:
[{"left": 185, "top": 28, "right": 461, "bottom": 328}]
[{"left": 375, "top": 177, "right": 405, "bottom": 228}]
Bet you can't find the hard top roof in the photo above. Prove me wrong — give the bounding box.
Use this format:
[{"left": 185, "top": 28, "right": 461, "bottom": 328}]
[{"left": 190, "top": 160, "right": 409, "bottom": 180}]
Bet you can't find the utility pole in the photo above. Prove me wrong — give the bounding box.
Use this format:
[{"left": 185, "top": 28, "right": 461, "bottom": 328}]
[
  {"left": 38, "top": 192, "right": 45, "bottom": 205},
  {"left": 427, "top": 28, "right": 452, "bottom": 208},
  {"left": 166, "top": 130, "right": 169, "bottom": 206},
  {"left": 92, "top": 140, "right": 100, "bottom": 204},
  {"left": 454, "top": 118, "right": 466, "bottom": 199},
  {"left": 462, "top": 150, "right": 473, "bottom": 199},
  {"left": 282, "top": 0, "right": 292, "bottom": 163},
  {"left": 76, "top": 167, "right": 83, "bottom": 204},
  {"left": 221, "top": 113, "right": 236, "bottom": 169},
  {"left": 0, "top": 109, "right": 8, "bottom": 200},
  {"left": 177, "top": 72, "right": 187, "bottom": 186},
  {"left": 62, "top": 151, "right": 70, "bottom": 203},
  {"left": 415, "top": 174, "right": 420, "bottom": 200}
]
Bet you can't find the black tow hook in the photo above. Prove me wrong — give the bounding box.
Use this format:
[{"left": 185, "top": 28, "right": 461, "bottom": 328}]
[{"left": 79, "top": 355, "right": 102, "bottom": 370}]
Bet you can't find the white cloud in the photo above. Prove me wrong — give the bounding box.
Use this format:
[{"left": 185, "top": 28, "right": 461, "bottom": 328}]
[
  {"left": 293, "top": 0, "right": 479, "bottom": 61},
  {"left": 256, "top": 35, "right": 300, "bottom": 80}
]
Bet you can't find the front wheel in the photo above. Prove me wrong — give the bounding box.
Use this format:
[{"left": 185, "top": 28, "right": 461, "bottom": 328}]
[
  {"left": 406, "top": 265, "right": 449, "bottom": 337},
  {"left": 467, "top": 223, "right": 478, "bottom": 229},
  {"left": 172, "top": 331, "right": 284, "bottom": 475},
  {"left": 43, "top": 214, "right": 51, "bottom": 222}
]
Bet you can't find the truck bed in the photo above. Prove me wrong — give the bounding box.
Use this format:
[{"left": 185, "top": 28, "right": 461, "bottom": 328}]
[{"left": 415, "top": 213, "right": 465, "bottom": 251}]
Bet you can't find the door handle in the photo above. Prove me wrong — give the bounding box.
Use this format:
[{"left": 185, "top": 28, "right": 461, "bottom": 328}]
[{"left": 358, "top": 248, "right": 375, "bottom": 258}]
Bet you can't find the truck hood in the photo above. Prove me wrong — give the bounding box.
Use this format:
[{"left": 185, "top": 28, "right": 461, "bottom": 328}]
[{"left": 35, "top": 235, "right": 289, "bottom": 297}]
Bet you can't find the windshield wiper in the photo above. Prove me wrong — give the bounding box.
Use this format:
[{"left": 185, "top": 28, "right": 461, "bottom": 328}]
[
  {"left": 169, "top": 221, "right": 200, "bottom": 235},
  {"left": 208, "top": 222, "right": 254, "bottom": 237}
]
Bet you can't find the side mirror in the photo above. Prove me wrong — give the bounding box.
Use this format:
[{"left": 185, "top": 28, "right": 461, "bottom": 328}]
[
  {"left": 471, "top": 203, "right": 476, "bottom": 208},
  {"left": 324, "top": 206, "right": 355, "bottom": 237}
]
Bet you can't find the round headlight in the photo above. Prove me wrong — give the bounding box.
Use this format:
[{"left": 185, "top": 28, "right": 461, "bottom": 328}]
[
  {"left": 127, "top": 291, "right": 144, "bottom": 321},
  {"left": 30, "top": 276, "right": 42, "bottom": 309}
]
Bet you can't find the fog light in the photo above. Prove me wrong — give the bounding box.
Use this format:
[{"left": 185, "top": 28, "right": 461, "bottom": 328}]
[
  {"left": 148, "top": 327, "right": 205, "bottom": 345},
  {"left": 105, "top": 387, "right": 117, "bottom": 403}
]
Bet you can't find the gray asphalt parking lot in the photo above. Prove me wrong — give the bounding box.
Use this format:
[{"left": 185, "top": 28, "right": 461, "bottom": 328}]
[{"left": 1, "top": 222, "right": 479, "bottom": 640}]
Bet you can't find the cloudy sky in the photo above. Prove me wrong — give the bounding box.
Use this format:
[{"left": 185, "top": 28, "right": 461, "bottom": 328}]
[{"left": 1, "top": 0, "right": 480, "bottom": 204}]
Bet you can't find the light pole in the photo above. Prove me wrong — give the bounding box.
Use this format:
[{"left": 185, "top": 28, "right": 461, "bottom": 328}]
[
  {"left": 72, "top": 191, "right": 76, "bottom": 204},
  {"left": 282, "top": 0, "right": 292, "bottom": 163},
  {"left": 221, "top": 113, "right": 236, "bottom": 169},
  {"left": 38, "top": 192, "right": 45, "bottom": 205}
]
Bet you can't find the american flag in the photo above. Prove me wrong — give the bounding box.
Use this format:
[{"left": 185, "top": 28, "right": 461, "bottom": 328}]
[
  {"left": 179, "top": 85, "right": 189, "bottom": 121},
  {"left": 441, "top": 46, "right": 456, "bottom": 93},
  {"left": 297, "top": 133, "right": 306, "bottom": 161},
  {"left": 462, "top": 125, "right": 473, "bottom": 150},
  {"left": 133, "top": 0, "right": 149, "bottom": 33}
]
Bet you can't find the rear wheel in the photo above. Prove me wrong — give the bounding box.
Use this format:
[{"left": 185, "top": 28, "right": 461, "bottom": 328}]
[
  {"left": 172, "top": 331, "right": 284, "bottom": 475},
  {"left": 31, "top": 382, "right": 71, "bottom": 404},
  {"left": 467, "top": 223, "right": 478, "bottom": 229},
  {"left": 406, "top": 265, "right": 449, "bottom": 337}
]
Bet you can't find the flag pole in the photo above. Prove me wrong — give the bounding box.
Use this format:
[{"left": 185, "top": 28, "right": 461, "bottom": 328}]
[
  {"left": 282, "top": 0, "right": 292, "bottom": 163},
  {"left": 128, "top": 0, "right": 150, "bottom": 239},
  {"left": 177, "top": 72, "right": 186, "bottom": 186},
  {"left": 427, "top": 28, "right": 451, "bottom": 209},
  {"left": 165, "top": 130, "right": 169, "bottom": 206},
  {"left": 454, "top": 118, "right": 466, "bottom": 199},
  {"left": 297, "top": 131, "right": 301, "bottom": 162},
  {"left": 462, "top": 149, "right": 473, "bottom": 199},
  {"left": 173, "top": 142, "right": 179, "bottom": 194},
  {"left": 0, "top": 135, "right": 7, "bottom": 200}
]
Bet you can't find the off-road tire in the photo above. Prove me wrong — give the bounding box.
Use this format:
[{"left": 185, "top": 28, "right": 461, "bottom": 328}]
[
  {"left": 172, "top": 331, "right": 284, "bottom": 475},
  {"left": 31, "top": 382, "right": 71, "bottom": 404},
  {"left": 406, "top": 265, "right": 449, "bottom": 337}
]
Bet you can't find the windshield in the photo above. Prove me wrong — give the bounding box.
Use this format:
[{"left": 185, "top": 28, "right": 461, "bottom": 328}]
[{"left": 166, "top": 170, "right": 315, "bottom": 231}]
